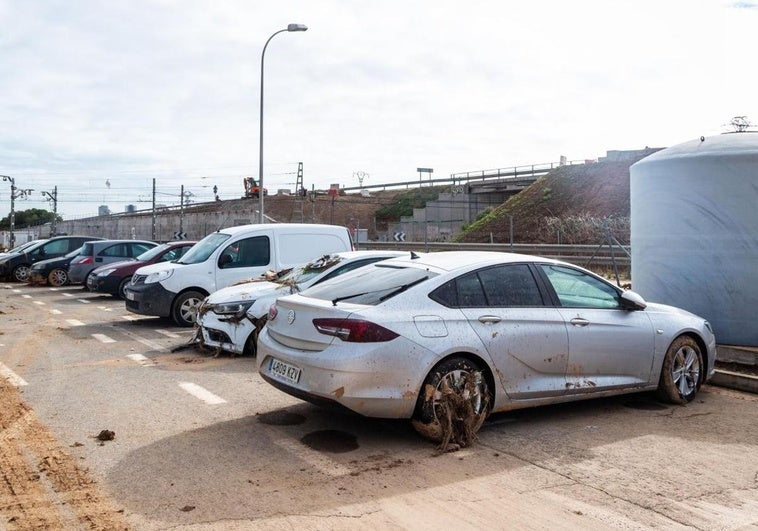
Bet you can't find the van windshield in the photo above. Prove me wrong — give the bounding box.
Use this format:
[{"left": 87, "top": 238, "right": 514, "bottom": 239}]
[{"left": 176, "top": 233, "right": 230, "bottom": 265}]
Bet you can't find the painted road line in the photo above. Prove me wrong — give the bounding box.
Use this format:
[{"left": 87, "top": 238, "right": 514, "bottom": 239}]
[
  {"left": 121, "top": 315, "right": 138, "bottom": 321},
  {"left": 178, "top": 382, "right": 227, "bottom": 405},
  {"left": 126, "top": 354, "right": 156, "bottom": 367},
  {"left": 49, "top": 288, "right": 59, "bottom": 291},
  {"left": 33, "top": 301, "right": 45, "bottom": 305},
  {"left": 66, "top": 319, "right": 85, "bottom": 327},
  {"left": 50, "top": 309, "right": 62, "bottom": 315},
  {"left": 92, "top": 333, "right": 116, "bottom": 344},
  {"left": 22, "top": 294, "right": 32, "bottom": 299},
  {"left": 111, "top": 326, "right": 167, "bottom": 351},
  {"left": 62, "top": 293, "right": 73, "bottom": 298},
  {"left": 271, "top": 429, "right": 351, "bottom": 477},
  {"left": 96, "top": 306, "right": 113, "bottom": 312},
  {"left": 0, "top": 362, "right": 28, "bottom": 387},
  {"left": 12, "top": 289, "right": 21, "bottom": 293},
  {"left": 155, "top": 329, "right": 181, "bottom": 339},
  {"left": 77, "top": 299, "right": 91, "bottom": 304}
]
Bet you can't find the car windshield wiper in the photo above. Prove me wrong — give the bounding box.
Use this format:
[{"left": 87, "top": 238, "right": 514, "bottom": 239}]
[{"left": 331, "top": 276, "right": 428, "bottom": 306}]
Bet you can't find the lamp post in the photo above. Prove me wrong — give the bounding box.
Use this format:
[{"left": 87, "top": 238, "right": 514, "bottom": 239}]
[
  {"left": 41, "top": 186, "right": 58, "bottom": 236},
  {"left": 2, "top": 175, "right": 16, "bottom": 248},
  {"left": 258, "top": 23, "right": 308, "bottom": 223}
]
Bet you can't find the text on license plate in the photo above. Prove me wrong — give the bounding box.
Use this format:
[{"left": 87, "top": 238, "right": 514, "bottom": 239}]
[
  {"left": 126, "top": 291, "right": 135, "bottom": 301},
  {"left": 269, "top": 358, "right": 301, "bottom": 384}
]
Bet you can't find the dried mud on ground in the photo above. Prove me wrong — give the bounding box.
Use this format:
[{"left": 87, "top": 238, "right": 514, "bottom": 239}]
[{"left": 0, "top": 380, "right": 129, "bottom": 530}]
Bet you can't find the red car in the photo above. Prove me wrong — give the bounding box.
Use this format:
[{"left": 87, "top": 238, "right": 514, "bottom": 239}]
[{"left": 87, "top": 241, "right": 196, "bottom": 299}]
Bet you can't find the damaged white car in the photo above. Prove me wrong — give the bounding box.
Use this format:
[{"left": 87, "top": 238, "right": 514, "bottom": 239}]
[
  {"left": 196, "top": 250, "right": 406, "bottom": 356},
  {"left": 257, "top": 251, "right": 716, "bottom": 446}
]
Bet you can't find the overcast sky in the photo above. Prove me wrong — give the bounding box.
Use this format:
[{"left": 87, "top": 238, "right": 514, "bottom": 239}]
[{"left": 1, "top": 0, "right": 756, "bottom": 219}]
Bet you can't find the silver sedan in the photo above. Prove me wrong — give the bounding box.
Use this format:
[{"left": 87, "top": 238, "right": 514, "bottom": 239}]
[{"left": 257, "top": 252, "right": 716, "bottom": 442}]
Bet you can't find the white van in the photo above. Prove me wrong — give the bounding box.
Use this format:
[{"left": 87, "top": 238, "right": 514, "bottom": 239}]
[{"left": 123, "top": 223, "right": 352, "bottom": 326}]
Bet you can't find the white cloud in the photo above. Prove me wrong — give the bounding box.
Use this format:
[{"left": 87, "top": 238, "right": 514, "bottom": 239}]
[{"left": 0, "top": 0, "right": 753, "bottom": 217}]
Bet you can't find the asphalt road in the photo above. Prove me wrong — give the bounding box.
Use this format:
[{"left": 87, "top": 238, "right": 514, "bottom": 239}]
[{"left": 1, "top": 283, "right": 757, "bottom": 530}]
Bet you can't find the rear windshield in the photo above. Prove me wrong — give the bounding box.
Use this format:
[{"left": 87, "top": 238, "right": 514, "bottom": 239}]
[
  {"left": 301, "top": 263, "right": 436, "bottom": 306},
  {"left": 80, "top": 242, "right": 95, "bottom": 256}
]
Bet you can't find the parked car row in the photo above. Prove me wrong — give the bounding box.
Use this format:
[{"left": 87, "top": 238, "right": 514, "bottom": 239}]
[{"left": 2, "top": 226, "right": 718, "bottom": 443}]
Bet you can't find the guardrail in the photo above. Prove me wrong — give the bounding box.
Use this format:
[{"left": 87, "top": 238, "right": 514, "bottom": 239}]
[{"left": 357, "top": 241, "right": 630, "bottom": 268}]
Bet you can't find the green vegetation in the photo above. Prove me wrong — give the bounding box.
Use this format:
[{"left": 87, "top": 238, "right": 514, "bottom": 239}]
[
  {"left": 375, "top": 186, "right": 451, "bottom": 220},
  {"left": 0, "top": 208, "right": 60, "bottom": 229}
]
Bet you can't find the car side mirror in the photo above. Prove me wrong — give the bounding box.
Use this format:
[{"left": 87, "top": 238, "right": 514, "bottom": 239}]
[
  {"left": 620, "top": 290, "right": 647, "bottom": 310},
  {"left": 219, "top": 253, "right": 233, "bottom": 268}
]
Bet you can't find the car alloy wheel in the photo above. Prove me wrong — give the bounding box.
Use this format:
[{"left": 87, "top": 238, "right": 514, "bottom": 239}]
[
  {"left": 13, "top": 265, "right": 31, "bottom": 282},
  {"left": 657, "top": 336, "right": 703, "bottom": 404},
  {"left": 172, "top": 291, "right": 204, "bottom": 327},
  {"left": 48, "top": 268, "right": 68, "bottom": 287}
]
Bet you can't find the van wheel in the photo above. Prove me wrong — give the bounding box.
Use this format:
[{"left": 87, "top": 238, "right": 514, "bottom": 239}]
[{"left": 172, "top": 291, "right": 204, "bottom": 327}]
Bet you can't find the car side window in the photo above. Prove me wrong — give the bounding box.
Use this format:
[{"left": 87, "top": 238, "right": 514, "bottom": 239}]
[
  {"left": 40, "top": 240, "right": 68, "bottom": 256},
  {"left": 455, "top": 272, "right": 488, "bottom": 307},
  {"left": 219, "top": 236, "right": 270, "bottom": 269},
  {"left": 100, "top": 244, "right": 129, "bottom": 257},
  {"left": 160, "top": 247, "right": 184, "bottom": 262},
  {"left": 478, "top": 265, "right": 544, "bottom": 306},
  {"left": 540, "top": 265, "right": 620, "bottom": 309}
]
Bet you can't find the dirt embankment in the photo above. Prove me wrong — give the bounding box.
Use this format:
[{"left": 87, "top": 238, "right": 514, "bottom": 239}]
[{"left": 0, "top": 380, "right": 129, "bottom": 529}]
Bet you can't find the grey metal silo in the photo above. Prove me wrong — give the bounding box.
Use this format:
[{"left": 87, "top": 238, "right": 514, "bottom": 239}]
[{"left": 630, "top": 132, "right": 758, "bottom": 347}]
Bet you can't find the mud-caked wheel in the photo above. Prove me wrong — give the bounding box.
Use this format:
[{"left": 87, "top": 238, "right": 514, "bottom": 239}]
[
  {"left": 411, "top": 356, "right": 491, "bottom": 446},
  {"left": 48, "top": 268, "right": 69, "bottom": 287},
  {"left": 172, "top": 291, "right": 204, "bottom": 327},
  {"left": 657, "top": 336, "right": 703, "bottom": 404}
]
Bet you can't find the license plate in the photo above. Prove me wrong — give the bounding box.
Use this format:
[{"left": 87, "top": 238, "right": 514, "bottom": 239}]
[
  {"left": 125, "top": 291, "right": 135, "bottom": 301},
  {"left": 269, "top": 358, "right": 301, "bottom": 384}
]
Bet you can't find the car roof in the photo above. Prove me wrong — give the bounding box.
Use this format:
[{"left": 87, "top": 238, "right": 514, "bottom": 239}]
[
  {"left": 218, "top": 223, "right": 346, "bottom": 236},
  {"left": 377, "top": 251, "right": 564, "bottom": 272}
]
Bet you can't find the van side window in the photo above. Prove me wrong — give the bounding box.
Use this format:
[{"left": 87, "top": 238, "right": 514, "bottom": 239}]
[{"left": 219, "top": 236, "right": 270, "bottom": 269}]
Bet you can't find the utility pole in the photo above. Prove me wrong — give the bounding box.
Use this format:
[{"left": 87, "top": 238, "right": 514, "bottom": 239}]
[
  {"left": 151, "top": 178, "right": 157, "bottom": 240},
  {"left": 2, "top": 175, "right": 32, "bottom": 248},
  {"left": 41, "top": 186, "right": 58, "bottom": 236},
  {"left": 179, "top": 184, "right": 185, "bottom": 236}
]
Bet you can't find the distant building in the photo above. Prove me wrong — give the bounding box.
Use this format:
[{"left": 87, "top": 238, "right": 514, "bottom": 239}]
[
  {"left": 125, "top": 204, "right": 136, "bottom": 213},
  {"left": 599, "top": 147, "right": 664, "bottom": 162},
  {"left": 98, "top": 205, "right": 111, "bottom": 216}
]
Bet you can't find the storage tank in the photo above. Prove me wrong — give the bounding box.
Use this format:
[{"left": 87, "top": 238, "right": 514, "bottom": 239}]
[{"left": 630, "top": 132, "right": 758, "bottom": 346}]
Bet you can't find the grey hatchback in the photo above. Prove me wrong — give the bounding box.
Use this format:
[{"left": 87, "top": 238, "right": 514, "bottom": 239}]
[{"left": 68, "top": 240, "right": 157, "bottom": 285}]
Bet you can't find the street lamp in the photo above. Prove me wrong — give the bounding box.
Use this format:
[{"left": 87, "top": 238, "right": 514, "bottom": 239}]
[
  {"left": 258, "top": 23, "right": 308, "bottom": 223},
  {"left": 2, "top": 175, "right": 16, "bottom": 248}
]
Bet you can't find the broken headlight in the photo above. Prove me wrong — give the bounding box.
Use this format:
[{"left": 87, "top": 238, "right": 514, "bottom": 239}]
[{"left": 211, "top": 300, "right": 254, "bottom": 318}]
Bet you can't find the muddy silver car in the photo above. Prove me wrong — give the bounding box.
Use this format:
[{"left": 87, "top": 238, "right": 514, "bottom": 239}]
[{"left": 257, "top": 251, "right": 716, "bottom": 442}]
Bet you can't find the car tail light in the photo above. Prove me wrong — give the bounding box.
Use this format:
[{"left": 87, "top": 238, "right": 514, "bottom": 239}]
[
  {"left": 313, "top": 318, "right": 398, "bottom": 343},
  {"left": 73, "top": 257, "right": 93, "bottom": 265},
  {"left": 268, "top": 304, "right": 278, "bottom": 321}
]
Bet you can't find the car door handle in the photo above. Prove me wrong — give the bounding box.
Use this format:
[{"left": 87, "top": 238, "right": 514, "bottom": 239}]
[
  {"left": 478, "top": 315, "right": 502, "bottom": 324},
  {"left": 570, "top": 317, "right": 590, "bottom": 327},
  {"left": 95, "top": 258, "right": 103, "bottom": 262}
]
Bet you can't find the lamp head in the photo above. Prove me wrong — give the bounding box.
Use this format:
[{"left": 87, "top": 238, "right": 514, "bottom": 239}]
[{"left": 287, "top": 24, "right": 308, "bottom": 32}]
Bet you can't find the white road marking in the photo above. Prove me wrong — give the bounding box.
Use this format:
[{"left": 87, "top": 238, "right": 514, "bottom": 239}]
[
  {"left": 62, "top": 293, "right": 73, "bottom": 298},
  {"left": 12, "top": 289, "right": 21, "bottom": 293},
  {"left": 0, "top": 362, "right": 28, "bottom": 387},
  {"left": 50, "top": 309, "right": 62, "bottom": 315},
  {"left": 126, "top": 354, "right": 156, "bottom": 367},
  {"left": 155, "top": 329, "right": 181, "bottom": 339},
  {"left": 77, "top": 299, "right": 91, "bottom": 304},
  {"left": 111, "top": 326, "right": 167, "bottom": 351},
  {"left": 22, "top": 294, "right": 31, "bottom": 299},
  {"left": 178, "top": 382, "right": 227, "bottom": 405},
  {"left": 66, "top": 319, "right": 85, "bottom": 327},
  {"left": 122, "top": 315, "right": 137, "bottom": 321},
  {"left": 92, "top": 333, "right": 116, "bottom": 344},
  {"left": 33, "top": 301, "right": 45, "bottom": 305},
  {"left": 271, "top": 430, "right": 352, "bottom": 477},
  {"left": 96, "top": 306, "right": 113, "bottom": 312},
  {"left": 49, "top": 288, "right": 59, "bottom": 291}
]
